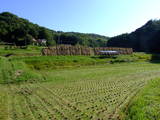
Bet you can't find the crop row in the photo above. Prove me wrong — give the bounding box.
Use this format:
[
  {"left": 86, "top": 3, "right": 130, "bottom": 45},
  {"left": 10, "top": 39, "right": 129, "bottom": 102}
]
[{"left": 1, "top": 68, "right": 160, "bottom": 119}]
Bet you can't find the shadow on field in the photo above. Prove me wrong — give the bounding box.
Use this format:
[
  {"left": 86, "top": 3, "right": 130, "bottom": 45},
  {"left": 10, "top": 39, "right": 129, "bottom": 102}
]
[
  {"left": 91, "top": 55, "right": 117, "bottom": 59},
  {"left": 150, "top": 54, "right": 160, "bottom": 63}
]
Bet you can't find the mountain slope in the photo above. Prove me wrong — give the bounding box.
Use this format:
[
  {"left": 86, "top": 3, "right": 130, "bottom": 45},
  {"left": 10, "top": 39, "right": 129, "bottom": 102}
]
[
  {"left": 107, "top": 20, "right": 160, "bottom": 52},
  {"left": 0, "top": 12, "right": 109, "bottom": 47}
]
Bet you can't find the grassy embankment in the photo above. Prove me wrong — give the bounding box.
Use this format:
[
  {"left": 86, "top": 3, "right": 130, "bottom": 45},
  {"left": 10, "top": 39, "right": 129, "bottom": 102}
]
[
  {"left": 0, "top": 45, "right": 42, "bottom": 56},
  {"left": 0, "top": 51, "right": 153, "bottom": 84},
  {"left": 121, "top": 78, "right": 160, "bottom": 120},
  {"left": 0, "top": 57, "right": 43, "bottom": 84}
]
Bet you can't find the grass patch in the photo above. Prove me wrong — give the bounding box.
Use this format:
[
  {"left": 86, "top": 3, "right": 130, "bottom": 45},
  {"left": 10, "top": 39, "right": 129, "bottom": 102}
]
[
  {"left": 121, "top": 78, "right": 160, "bottom": 120},
  {"left": 0, "top": 45, "right": 42, "bottom": 56},
  {"left": 11, "top": 55, "right": 112, "bottom": 70},
  {"left": 11, "top": 53, "right": 153, "bottom": 70},
  {"left": 0, "top": 52, "right": 155, "bottom": 84},
  {"left": 0, "top": 57, "right": 43, "bottom": 84},
  {"left": 109, "top": 53, "right": 152, "bottom": 64}
]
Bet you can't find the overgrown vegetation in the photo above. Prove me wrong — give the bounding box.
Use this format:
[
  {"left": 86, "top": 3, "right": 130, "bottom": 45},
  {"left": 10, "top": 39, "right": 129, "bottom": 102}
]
[
  {"left": 10, "top": 53, "right": 152, "bottom": 71},
  {"left": 0, "top": 45, "right": 42, "bottom": 56},
  {"left": 0, "top": 57, "right": 43, "bottom": 84},
  {"left": 121, "top": 78, "right": 160, "bottom": 120},
  {"left": 0, "top": 52, "right": 155, "bottom": 84}
]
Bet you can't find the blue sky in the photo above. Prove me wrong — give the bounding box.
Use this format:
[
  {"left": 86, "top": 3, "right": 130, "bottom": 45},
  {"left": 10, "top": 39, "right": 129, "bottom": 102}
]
[{"left": 0, "top": 0, "right": 160, "bottom": 37}]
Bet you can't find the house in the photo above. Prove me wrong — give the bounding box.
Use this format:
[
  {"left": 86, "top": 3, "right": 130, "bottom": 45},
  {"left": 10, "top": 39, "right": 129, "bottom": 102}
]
[
  {"left": 37, "top": 39, "right": 47, "bottom": 46},
  {"left": 32, "top": 38, "right": 47, "bottom": 46}
]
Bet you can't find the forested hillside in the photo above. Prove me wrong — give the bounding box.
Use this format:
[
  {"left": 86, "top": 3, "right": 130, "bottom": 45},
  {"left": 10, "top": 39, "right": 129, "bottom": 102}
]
[
  {"left": 107, "top": 20, "right": 160, "bottom": 53},
  {"left": 2, "top": 12, "right": 160, "bottom": 52},
  {"left": 0, "top": 12, "right": 109, "bottom": 47}
]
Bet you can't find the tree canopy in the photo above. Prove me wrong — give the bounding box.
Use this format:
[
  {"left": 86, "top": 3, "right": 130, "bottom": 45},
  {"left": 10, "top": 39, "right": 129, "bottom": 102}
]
[
  {"left": 107, "top": 20, "right": 160, "bottom": 53},
  {"left": 0, "top": 12, "right": 109, "bottom": 47}
]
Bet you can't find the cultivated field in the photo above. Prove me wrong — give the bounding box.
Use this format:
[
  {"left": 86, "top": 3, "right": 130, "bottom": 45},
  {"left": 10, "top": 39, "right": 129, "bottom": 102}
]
[{"left": 1, "top": 60, "right": 160, "bottom": 120}]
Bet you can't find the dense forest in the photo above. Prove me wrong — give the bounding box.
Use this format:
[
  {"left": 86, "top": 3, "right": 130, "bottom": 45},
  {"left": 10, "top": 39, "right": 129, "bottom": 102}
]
[
  {"left": 0, "top": 12, "right": 109, "bottom": 47},
  {"left": 107, "top": 20, "right": 160, "bottom": 53}
]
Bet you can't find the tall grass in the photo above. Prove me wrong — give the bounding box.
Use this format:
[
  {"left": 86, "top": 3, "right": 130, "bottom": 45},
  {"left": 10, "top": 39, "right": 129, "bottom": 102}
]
[
  {"left": 0, "top": 57, "right": 43, "bottom": 84},
  {"left": 0, "top": 45, "right": 42, "bottom": 56},
  {"left": 0, "top": 53, "right": 155, "bottom": 84},
  {"left": 11, "top": 53, "right": 153, "bottom": 70},
  {"left": 0, "top": 57, "right": 13, "bottom": 83},
  {"left": 121, "top": 78, "right": 160, "bottom": 120}
]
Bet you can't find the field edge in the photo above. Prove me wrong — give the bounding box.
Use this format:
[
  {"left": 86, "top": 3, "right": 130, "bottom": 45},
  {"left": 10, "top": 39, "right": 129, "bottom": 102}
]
[{"left": 119, "top": 78, "right": 160, "bottom": 120}]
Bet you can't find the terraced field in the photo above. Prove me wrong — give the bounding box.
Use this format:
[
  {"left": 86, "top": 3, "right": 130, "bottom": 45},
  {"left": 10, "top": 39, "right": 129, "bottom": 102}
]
[{"left": 1, "top": 62, "right": 160, "bottom": 120}]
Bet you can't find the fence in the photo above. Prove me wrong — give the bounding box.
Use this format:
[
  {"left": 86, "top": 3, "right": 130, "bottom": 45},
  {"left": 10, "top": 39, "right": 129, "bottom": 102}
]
[{"left": 42, "top": 45, "right": 133, "bottom": 56}]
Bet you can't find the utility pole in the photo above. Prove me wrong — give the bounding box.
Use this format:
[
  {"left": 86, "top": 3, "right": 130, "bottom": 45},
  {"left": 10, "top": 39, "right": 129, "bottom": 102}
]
[
  {"left": 57, "top": 31, "right": 61, "bottom": 45},
  {"left": 58, "top": 32, "right": 61, "bottom": 45}
]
